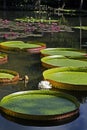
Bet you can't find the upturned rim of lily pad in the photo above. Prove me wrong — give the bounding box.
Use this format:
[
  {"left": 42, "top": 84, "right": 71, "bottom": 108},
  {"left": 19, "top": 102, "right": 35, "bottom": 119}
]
[
  {"left": 0, "top": 90, "right": 79, "bottom": 123},
  {"left": 41, "top": 55, "right": 87, "bottom": 68}
]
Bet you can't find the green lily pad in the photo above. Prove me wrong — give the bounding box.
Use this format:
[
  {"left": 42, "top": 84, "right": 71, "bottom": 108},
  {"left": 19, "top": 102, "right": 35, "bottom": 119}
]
[
  {"left": 0, "top": 55, "right": 5, "bottom": 58},
  {"left": 43, "top": 67, "right": 87, "bottom": 90},
  {"left": 40, "top": 48, "right": 85, "bottom": 58},
  {"left": 0, "top": 41, "right": 41, "bottom": 49},
  {"left": 41, "top": 55, "right": 87, "bottom": 68},
  {"left": 73, "top": 26, "right": 87, "bottom": 30},
  {"left": 0, "top": 72, "right": 14, "bottom": 79},
  {"left": 15, "top": 18, "right": 59, "bottom": 23},
  {"left": 0, "top": 69, "right": 19, "bottom": 83},
  {"left": 0, "top": 53, "right": 8, "bottom": 64},
  {"left": 0, "top": 90, "right": 79, "bottom": 121},
  {"left": 0, "top": 53, "right": 7, "bottom": 59}
]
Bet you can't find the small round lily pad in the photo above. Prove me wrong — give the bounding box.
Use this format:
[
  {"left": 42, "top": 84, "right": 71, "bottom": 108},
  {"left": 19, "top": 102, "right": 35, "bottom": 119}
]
[{"left": 0, "top": 69, "right": 19, "bottom": 83}]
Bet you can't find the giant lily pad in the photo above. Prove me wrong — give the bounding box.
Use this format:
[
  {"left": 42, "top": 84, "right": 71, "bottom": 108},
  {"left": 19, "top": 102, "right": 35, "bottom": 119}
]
[
  {"left": 40, "top": 48, "right": 86, "bottom": 58},
  {"left": 0, "top": 53, "right": 8, "bottom": 64},
  {"left": 0, "top": 90, "right": 79, "bottom": 123},
  {"left": 43, "top": 67, "right": 87, "bottom": 90},
  {"left": 41, "top": 55, "right": 87, "bottom": 68},
  {"left": 0, "top": 69, "right": 19, "bottom": 83},
  {"left": 0, "top": 41, "right": 46, "bottom": 53}
]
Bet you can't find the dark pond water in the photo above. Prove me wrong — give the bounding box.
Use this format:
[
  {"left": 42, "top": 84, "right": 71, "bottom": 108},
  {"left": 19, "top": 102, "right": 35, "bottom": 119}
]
[{"left": 0, "top": 10, "right": 87, "bottom": 130}]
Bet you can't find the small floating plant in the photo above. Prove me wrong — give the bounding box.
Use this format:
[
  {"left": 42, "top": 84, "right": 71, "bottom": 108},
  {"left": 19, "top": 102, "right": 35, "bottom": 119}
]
[{"left": 0, "top": 69, "right": 19, "bottom": 84}]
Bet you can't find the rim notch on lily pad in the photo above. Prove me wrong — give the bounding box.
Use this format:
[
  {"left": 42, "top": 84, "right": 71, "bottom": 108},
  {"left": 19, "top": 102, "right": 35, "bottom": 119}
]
[{"left": 0, "top": 90, "right": 80, "bottom": 123}]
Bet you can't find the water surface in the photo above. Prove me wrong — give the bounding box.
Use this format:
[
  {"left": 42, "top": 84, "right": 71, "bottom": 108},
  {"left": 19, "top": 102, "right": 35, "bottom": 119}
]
[{"left": 0, "top": 11, "right": 87, "bottom": 130}]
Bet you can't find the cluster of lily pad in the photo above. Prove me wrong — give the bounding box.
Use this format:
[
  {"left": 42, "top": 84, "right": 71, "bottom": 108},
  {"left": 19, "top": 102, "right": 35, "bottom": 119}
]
[
  {"left": 40, "top": 47, "right": 87, "bottom": 91},
  {"left": 0, "top": 40, "right": 46, "bottom": 83},
  {"left": 0, "top": 42, "right": 80, "bottom": 124},
  {"left": 0, "top": 17, "right": 80, "bottom": 124},
  {"left": 0, "top": 18, "right": 73, "bottom": 40}
]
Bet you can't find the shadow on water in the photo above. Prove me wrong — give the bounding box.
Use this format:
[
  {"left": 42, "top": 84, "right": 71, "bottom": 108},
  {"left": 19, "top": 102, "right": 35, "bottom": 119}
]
[{"left": 0, "top": 111, "right": 79, "bottom": 127}]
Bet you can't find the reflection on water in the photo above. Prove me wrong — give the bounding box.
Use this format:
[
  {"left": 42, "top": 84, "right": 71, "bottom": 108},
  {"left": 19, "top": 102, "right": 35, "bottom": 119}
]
[
  {"left": 0, "top": 11, "right": 87, "bottom": 129},
  {"left": 0, "top": 111, "right": 79, "bottom": 127}
]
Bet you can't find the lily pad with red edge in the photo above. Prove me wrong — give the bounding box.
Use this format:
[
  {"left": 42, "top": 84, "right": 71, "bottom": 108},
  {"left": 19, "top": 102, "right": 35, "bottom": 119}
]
[
  {"left": 0, "top": 69, "right": 19, "bottom": 84},
  {"left": 0, "top": 90, "right": 80, "bottom": 123},
  {"left": 43, "top": 67, "right": 87, "bottom": 91},
  {"left": 27, "top": 41, "right": 46, "bottom": 54},
  {"left": 0, "top": 41, "right": 46, "bottom": 53},
  {"left": 0, "top": 53, "right": 8, "bottom": 64}
]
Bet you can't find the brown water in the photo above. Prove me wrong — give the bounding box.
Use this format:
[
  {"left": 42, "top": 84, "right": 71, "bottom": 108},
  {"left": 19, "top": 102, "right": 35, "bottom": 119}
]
[{"left": 0, "top": 10, "right": 87, "bottom": 130}]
